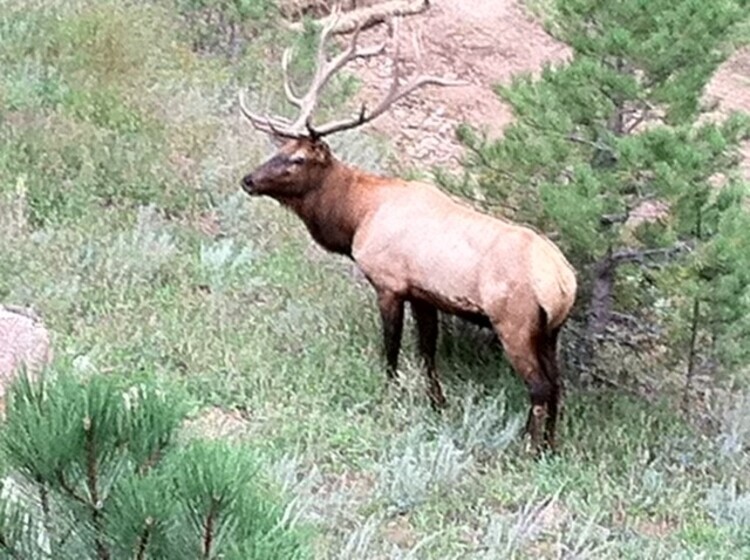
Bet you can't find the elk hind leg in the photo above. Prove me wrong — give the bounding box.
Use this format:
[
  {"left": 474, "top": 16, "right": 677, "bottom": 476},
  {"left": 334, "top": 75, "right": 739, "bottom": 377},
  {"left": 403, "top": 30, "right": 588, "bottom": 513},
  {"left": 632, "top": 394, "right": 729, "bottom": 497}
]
[
  {"left": 537, "top": 327, "right": 562, "bottom": 450},
  {"left": 377, "top": 290, "right": 404, "bottom": 382},
  {"left": 494, "top": 319, "right": 553, "bottom": 453},
  {"left": 411, "top": 299, "right": 446, "bottom": 409}
]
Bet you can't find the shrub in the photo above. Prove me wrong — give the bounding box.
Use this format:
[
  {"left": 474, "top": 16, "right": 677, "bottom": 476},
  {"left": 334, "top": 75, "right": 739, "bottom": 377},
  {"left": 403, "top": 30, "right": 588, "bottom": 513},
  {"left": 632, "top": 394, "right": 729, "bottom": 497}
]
[{"left": 0, "top": 369, "right": 308, "bottom": 559}]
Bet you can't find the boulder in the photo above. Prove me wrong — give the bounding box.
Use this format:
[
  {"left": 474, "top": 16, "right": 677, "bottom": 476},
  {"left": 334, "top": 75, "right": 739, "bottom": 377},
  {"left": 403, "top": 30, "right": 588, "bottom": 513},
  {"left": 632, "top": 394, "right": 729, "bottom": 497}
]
[{"left": 0, "top": 306, "right": 52, "bottom": 402}]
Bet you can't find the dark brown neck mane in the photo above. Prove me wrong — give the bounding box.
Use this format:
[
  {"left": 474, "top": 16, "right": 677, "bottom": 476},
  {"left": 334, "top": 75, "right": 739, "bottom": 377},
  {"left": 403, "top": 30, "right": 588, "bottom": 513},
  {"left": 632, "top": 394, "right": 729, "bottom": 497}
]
[{"left": 279, "top": 160, "right": 384, "bottom": 257}]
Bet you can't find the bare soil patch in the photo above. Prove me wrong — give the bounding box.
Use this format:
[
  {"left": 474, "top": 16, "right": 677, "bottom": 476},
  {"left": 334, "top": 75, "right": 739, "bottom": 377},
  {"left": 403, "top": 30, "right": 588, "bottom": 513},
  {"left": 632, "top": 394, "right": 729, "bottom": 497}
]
[
  {"left": 705, "top": 46, "right": 750, "bottom": 178},
  {"left": 331, "top": 0, "right": 750, "bottom": 174}
]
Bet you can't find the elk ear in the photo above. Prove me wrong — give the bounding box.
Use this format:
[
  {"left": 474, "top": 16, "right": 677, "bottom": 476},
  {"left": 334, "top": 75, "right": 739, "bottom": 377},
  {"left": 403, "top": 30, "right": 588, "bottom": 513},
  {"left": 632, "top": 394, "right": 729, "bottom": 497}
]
[{"left": 310, "top": 140, "right": 332, "bottom": 163}]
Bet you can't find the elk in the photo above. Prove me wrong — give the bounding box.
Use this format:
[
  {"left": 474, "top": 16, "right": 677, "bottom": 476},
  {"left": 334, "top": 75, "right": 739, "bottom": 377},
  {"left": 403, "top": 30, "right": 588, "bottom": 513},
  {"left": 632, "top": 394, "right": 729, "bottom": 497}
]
[{"left": 238, "top": 15, "right": 577, "bottom": 452}]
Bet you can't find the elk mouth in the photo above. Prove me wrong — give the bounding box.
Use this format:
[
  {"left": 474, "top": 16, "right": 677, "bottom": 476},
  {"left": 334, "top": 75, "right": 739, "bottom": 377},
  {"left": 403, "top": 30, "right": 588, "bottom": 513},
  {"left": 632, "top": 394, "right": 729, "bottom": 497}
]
[{"left": 241, "top": 174, "right": 259, "bottom": 195}]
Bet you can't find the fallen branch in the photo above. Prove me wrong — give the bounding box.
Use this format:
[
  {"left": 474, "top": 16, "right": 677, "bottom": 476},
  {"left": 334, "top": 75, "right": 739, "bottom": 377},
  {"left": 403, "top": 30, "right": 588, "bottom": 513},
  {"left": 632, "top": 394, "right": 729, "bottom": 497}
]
[
  {"left": 287, "top": 0, "right": 431, "bottom": 35},
  {"left": 610, "top": 243, "right": 692, "bottom": 265},
  {"left": 599, "top": 213, "right": 627, "bottom": 226}
]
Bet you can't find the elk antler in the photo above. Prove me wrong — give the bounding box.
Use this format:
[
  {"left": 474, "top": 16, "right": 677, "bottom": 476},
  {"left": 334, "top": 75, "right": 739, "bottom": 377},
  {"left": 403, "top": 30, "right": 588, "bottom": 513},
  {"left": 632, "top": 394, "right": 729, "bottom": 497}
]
[
  {"left": 239, "top": 9, "right": 466, "bottom": 139},
  {"left": 240, "top": 5, "right": 385, "bottom": 138}
]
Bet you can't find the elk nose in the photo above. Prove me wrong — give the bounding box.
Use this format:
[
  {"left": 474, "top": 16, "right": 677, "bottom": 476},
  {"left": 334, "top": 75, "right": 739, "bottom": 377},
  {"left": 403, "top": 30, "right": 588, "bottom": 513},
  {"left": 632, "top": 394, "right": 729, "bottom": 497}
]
[{"left": 241, "top": 174, "right": 255, "bottom": 193}]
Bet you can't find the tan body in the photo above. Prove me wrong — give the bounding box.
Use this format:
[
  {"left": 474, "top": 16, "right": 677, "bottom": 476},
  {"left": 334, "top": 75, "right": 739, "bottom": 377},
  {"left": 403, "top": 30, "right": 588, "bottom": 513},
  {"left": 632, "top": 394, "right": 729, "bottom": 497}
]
[
  {"left": 352, "top": 178, "right": 575, "bottom": 330},
  {"left": 242, "top": 140, "right": 577, "bottom": 451}
]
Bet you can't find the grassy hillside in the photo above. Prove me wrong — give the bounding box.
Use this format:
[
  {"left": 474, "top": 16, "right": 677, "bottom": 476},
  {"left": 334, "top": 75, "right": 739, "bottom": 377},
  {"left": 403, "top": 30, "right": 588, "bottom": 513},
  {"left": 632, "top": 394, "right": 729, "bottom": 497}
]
[{"left": 2, "top": 1, "right": 750, "bottom": 557}]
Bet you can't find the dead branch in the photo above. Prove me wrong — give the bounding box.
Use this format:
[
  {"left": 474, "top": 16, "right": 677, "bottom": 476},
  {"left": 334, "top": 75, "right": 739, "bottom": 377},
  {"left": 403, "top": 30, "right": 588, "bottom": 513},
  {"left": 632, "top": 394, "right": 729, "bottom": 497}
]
[
  {"left": 566, "top": 133, "right": 616, "bottom": 155},
  {"left": 287, "top": 0, "right": 431, "bottom": 34},
  {"left": 599, "top": 213, "right": 627, "bottom": 226},
  {"left": 610, "top": 243, "right": 692, "bottom": 265}
]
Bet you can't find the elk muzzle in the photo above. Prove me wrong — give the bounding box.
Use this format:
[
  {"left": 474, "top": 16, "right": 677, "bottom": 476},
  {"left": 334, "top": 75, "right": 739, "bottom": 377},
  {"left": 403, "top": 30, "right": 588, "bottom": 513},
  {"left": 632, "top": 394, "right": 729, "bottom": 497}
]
[{"left": 241, "top": 173, "right": 258, "bottom": 195}]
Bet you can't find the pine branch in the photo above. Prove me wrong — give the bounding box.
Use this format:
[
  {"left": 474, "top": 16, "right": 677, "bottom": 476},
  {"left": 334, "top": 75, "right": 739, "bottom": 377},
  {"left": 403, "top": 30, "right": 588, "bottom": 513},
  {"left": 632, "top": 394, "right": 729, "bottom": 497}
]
[
  {"left": 56, "top": 526, "right": 75, "bottom": 552},
  {"left": 37, "top": 481, "right": 63, "bottom": 557},
  {"left": 135, "top": 518, "right": 153, "bottom": 560},
  {"left": 136, "top": 448, "right": 162, "bottom": 476},
  {"left": 0, "top": 532, "right": 24, "bottom": 560},
  {"left": 462, "top": 135, "right": 526, "bottom": 186},
  {"left": 566, "top": 134, "right": 616, "bottom": 155},
  {"left": 38, "top": 482, "right": 52, "bottom": 537},
  {"left": 202, "top": 498, "right": 218, "bottom": 560},
  {"left": 57, "top": 472, "right": 87, "bottom": 505},
  {"left": 83, "top": 416, "right": 110, "bottom": 560}
]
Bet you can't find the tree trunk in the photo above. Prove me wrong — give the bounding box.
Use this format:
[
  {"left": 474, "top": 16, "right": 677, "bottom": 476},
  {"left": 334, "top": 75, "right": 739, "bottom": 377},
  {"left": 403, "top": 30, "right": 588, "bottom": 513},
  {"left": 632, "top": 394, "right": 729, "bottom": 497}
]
[
  {"left": 583, "top": 252, "right": 616, "bottom": 369},
  {"left": 681, "top": 297, "right": 701, "bottom": 413}
]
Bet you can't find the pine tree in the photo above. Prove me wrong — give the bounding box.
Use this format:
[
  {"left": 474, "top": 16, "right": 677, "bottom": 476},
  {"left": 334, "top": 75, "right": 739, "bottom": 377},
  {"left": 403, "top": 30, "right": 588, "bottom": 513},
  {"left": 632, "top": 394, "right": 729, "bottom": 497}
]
[
  {"left": 457, "top": 0, "right": 750, "bottom": 391},
  {"left": 0, "top": 370, "right": 308, "bottom": 559}
]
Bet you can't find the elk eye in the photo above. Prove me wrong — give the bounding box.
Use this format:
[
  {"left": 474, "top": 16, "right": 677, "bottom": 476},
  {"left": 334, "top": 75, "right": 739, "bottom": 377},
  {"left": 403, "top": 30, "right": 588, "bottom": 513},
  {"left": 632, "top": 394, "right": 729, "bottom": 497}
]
[{"left": 289, "top": 155, "right": 306, "bottom": 165}]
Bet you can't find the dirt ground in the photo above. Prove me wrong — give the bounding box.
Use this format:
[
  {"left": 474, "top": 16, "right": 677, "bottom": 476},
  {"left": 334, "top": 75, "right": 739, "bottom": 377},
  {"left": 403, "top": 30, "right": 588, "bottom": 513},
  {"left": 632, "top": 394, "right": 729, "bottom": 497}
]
[
  {"left": 705, "top": 46, "right": 750, "bottom": 177},
  {"left": 345, "top": 0, "right": 568, "bottom": 168},
  {"left": 339, "top": 0, "right": 750, "bottom": 174}
]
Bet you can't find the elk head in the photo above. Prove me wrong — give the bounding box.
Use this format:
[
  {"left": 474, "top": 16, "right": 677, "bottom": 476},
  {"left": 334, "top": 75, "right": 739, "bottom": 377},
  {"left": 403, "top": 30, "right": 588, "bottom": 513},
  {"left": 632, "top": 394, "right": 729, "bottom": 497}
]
[
  {"left": 240, "top": 137, "right": 333, "bottom": 199},
  {"left": 238, "top": 9, "right": 464, "bottom": 202}
]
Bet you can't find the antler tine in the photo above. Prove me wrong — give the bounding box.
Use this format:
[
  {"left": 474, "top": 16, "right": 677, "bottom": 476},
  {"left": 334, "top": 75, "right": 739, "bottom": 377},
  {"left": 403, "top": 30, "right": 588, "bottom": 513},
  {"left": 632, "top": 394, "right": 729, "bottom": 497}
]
[
  {"left": 312, "top": 18, "right": 468, "bottom": 138},
  {"left": 312, "top": 74, "right": 466, "bottom": 137},
  {"left": 281, "top": 49, "right": 303, "bottom": 108},
  {"left": 290, "top": 10, "right": 387, "bottom": 131},
  {"left": 239, "top": 8, "right": 465, "bottom": 140},
  {"left": 238, "top": 91, "right": 301, "bottom": 139},
  {"left": 286, "top": 4, "right": 343, "bottom": 130},
  {"left": 238, "top": 3, "right": 380, "bottom": 139},
  {"left": 384, "top": 17, "right": 404, "bottom": 105},
  {"left": 320, "top": 3, "right": 343, "bottom": 52},
  {"left": 280, "top": 4, "right": 345, "bottom": 116}
]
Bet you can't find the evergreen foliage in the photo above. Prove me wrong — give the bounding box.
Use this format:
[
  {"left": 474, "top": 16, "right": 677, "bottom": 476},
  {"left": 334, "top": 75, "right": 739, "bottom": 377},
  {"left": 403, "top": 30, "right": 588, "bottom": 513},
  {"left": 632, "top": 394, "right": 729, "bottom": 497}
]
[
  {"left": 0, "top": 371, "right": 308, "bottom": 560},
  {"left": 458, "top": 0, "right": 750, "bottom": 387},
  {"left": 174, "top": 0, "right": 277, "bottom": 56}
]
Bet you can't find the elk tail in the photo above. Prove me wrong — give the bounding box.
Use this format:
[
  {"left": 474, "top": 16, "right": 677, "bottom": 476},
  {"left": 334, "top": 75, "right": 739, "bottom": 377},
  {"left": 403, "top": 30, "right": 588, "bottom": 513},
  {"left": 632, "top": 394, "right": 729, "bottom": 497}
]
[{"left": 530, "top": 236, "right": 577, "bottom": 332}]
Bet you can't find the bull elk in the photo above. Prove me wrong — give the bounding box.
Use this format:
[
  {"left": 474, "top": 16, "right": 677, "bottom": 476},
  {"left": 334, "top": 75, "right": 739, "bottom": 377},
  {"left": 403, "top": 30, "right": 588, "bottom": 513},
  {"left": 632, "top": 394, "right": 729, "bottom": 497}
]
[{"left": 238, "top": 15, "right": 577, "bottom": 452}]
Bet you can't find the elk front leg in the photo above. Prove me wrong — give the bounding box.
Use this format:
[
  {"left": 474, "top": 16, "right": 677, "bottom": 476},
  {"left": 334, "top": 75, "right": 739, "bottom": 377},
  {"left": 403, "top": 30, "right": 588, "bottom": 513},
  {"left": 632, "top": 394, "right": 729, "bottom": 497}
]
[
  {"left": 377, "top": 290, "right": 404, "bottom": 381},
  {"left": 411, "top": 299, "right": 446, "bottom": 409}
]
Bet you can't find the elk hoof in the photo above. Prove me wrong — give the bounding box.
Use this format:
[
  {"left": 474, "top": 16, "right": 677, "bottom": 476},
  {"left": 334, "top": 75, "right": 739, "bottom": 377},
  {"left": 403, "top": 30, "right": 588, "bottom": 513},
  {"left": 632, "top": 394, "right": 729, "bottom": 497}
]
[{"left": 429, "top": 392, "right": 448, "bottom": 412}]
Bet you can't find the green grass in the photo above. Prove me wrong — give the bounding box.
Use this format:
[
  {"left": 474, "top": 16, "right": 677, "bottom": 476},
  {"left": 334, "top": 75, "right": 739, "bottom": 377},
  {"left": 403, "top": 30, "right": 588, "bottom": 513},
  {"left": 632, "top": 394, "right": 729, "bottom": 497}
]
[{"left": 2, "top": 0, "right": 750, "bottom": 557}]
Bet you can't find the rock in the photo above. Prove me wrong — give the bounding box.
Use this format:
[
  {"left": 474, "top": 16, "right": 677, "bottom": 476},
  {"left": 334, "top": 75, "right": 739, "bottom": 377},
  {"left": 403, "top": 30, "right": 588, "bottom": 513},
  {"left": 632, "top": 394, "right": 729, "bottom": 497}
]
[{"left": 0, "top": 306, "right": 52, "bottom": 404}]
